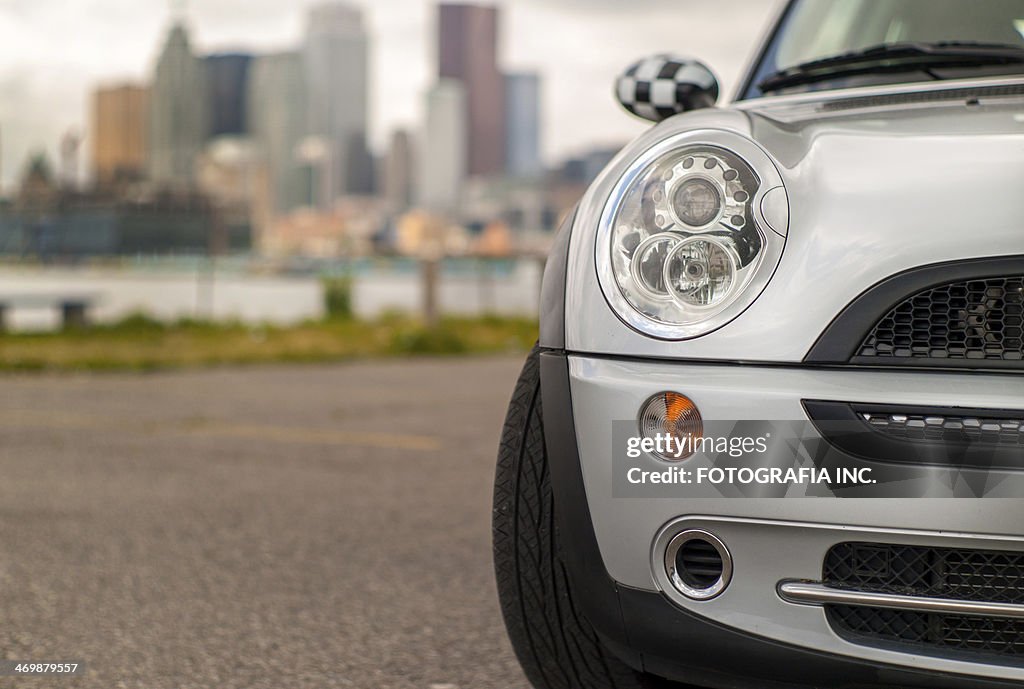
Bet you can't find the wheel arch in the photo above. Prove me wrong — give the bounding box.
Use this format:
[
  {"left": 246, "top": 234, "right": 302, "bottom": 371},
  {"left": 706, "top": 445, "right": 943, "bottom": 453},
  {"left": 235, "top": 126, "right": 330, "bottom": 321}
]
[{"left": 539, "top": 208, "right": 576, "bottom": 350}]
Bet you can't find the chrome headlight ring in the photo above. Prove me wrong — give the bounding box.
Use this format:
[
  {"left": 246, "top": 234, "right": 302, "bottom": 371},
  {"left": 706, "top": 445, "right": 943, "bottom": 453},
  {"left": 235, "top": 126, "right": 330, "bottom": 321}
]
[{"left": 595, "top": 129, "right": 788, "bottom": 341}]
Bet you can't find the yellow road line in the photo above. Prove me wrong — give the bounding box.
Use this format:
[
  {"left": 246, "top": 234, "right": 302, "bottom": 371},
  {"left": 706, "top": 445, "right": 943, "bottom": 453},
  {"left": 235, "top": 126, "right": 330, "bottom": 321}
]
[
  {"left": 0, "top": 411, "right": 442, "bottom": 452},
  {"left": 183, "top": 423, "right": 441, "bottom": 452}
]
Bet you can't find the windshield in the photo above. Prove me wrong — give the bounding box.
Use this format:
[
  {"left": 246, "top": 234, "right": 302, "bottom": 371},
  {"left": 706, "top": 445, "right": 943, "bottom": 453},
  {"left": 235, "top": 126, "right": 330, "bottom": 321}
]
[{"left": 743, "top": 0, "right": 1024, "bottom": 98}]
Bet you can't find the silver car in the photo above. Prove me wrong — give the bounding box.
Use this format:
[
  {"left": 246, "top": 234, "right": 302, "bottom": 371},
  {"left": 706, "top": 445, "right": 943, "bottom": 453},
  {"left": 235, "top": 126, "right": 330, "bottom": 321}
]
[{"left": 493, "top": 1, "right": 1024, "bottom": 687}]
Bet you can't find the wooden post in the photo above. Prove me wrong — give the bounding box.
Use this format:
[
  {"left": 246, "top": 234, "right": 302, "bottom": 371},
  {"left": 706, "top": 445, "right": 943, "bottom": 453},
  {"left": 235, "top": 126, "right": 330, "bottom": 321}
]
[
  {"left": 477, "top": 257, "right": 496, "bottom": 316},
  {"left": 0, "top": 303, "right": 7, "bottom": 333},
  {"left": 422, "top": 256, "right": 440, "bottom": 329},
  {"left": 198, "top": 200, "right": 225, "bottom": 320},
  {"left": 60, "top": 301, "right": 88, "bottom": 330}
]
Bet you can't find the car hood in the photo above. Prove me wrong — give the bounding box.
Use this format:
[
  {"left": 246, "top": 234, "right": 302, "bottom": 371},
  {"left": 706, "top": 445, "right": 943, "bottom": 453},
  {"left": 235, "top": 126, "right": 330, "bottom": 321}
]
[
  {"left": 727, "top": 81, "right": 1024, "bottom": 274},
  {"left": 732, "top": 81, "right": 1024, "bottom": 263},
  {"left": 740, "top": 81, "right": 1024, "bottom": 171}
]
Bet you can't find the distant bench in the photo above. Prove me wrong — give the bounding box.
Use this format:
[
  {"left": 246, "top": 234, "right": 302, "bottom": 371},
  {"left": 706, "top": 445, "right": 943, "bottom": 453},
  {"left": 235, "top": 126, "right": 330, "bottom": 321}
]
[{"left": 0, "top": 294, "right": 99, "bottom": 331}]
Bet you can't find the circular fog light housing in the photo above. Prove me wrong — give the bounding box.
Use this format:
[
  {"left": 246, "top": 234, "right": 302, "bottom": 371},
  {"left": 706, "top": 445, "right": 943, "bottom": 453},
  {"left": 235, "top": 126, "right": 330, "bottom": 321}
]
[{"left": 664, "top": 530, "right": 732, "bottom": 601}]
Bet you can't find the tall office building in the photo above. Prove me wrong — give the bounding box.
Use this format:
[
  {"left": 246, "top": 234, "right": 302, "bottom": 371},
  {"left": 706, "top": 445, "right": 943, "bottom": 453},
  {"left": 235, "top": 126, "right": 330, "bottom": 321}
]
[
  {"left": 205, "top": 53, "right": 252, "bottom": 138},
  {"left": 148, "top": 22, "right": 207, "bottom": 189},
  {"left": 419, "top": 80, "right": 466, "bottom": 210},
  {"left": 248, "top": 52, "right": 311, "bottom": 217},
  {"left": 59, "top": 129, "right": 82, "bottom": 190},
  {"left": 92, "top": 84, "right": 149, "bottom": 187},
  {"left": 438, "top": 3, "right": 505, "bottom": 177},
  {"left": 304, "top": 2, "right": 373, "bottom": 198},
  {"left": 504, "top": 72, "right": 542, "bottom": 179},
  {"left": 383, "top": 129, "right": 415, "bottom": 213}
]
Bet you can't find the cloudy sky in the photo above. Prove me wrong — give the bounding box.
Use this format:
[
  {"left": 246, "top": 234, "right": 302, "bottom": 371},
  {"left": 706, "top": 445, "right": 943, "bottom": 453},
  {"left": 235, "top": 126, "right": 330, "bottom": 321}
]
[{"left": 0, "top": 0, "right": 781, "bottom": 190}]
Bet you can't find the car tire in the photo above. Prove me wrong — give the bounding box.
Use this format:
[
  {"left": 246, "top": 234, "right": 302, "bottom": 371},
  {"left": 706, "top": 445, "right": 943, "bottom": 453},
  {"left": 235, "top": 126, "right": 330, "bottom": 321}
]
[{"left": 492, "top": 346, "right": 688, "bottom": 689}]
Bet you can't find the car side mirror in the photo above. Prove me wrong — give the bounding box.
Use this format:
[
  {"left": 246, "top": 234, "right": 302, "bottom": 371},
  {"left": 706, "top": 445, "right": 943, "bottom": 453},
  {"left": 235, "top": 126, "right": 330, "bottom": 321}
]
[{"left": 615, "top": 54, "right": 720, "bottom": 122}]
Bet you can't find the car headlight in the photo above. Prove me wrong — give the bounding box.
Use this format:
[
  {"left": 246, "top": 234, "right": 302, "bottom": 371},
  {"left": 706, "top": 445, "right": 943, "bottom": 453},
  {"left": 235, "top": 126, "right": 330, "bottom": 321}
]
[{"left": 596, "top": 131, "right": 788, "bottom": 340}]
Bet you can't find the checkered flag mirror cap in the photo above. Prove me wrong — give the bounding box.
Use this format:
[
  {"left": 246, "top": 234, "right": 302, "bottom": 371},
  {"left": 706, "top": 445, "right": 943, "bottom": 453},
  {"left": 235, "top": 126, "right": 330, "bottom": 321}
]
[{"left": 616, "top": 54, "right": 720, "bottom": 122}]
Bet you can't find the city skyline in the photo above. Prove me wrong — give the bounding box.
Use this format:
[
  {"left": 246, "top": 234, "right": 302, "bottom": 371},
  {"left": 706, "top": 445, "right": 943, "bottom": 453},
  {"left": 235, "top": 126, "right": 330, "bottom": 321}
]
[
  {"left": 0, "top": 0, "right": 780, "bottom": 191},
  {"left": 2, "top": 1, "right": 555, "bottom": 263},
  {"left": 439, "top": 3, "right": 505, "bottom": 176}
]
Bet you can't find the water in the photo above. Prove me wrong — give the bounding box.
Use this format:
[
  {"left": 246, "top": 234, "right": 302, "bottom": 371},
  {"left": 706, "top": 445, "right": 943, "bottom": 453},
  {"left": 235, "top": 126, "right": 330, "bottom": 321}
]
[{"left": 0, "top": 259, "right": 543, "bottom": 331}]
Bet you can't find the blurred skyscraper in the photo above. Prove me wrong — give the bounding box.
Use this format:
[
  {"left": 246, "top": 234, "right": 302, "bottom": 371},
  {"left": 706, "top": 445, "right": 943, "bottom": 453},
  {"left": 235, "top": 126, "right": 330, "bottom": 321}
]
[
  {"left": 383, "top": 129, "right": 415, "bottom": 213},
  {"left": 148, "top": 22, "right": 207, "bottom": 189},
  {"left": 92, "top": 84, "right": 149, "bottom": 187},
  {"left": 504, "top": 72, "right": 542, "bottom": 179},
  {"left": 59, "top": 130, "right": 82, "bottom": 190},
  {"left": 304, "top": 2, "right": 374, "bottom": 199},
  {"left": 248, "top": 52, "right": 311, "bottom": 217},
  {"left": 204, "top": 53, "right": 252, "bottom": 138},
  {"left": 438, "top": 3, "right": 505, "bottom": 177},
  {"left": 419, "top": 80, "right": 466, "bottom": 210}
]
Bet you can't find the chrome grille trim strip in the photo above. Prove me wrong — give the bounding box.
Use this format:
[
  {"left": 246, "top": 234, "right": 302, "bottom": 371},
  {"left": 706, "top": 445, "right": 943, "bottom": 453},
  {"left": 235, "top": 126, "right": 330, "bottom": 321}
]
[{"left": 778, "top": 581, "right": 1024, "bottom": 619}]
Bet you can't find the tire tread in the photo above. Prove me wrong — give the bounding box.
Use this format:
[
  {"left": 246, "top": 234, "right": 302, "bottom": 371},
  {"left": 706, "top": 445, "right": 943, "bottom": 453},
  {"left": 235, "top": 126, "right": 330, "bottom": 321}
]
[{"left": 492, "top": 347, "right": 650, "bottom": 689}]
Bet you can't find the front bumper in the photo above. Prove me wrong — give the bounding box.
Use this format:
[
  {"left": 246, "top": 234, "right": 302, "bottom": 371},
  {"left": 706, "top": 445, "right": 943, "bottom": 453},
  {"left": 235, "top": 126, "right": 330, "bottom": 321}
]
[{"left": 541, "top": 350, "right": 1024, "bottom": 687}]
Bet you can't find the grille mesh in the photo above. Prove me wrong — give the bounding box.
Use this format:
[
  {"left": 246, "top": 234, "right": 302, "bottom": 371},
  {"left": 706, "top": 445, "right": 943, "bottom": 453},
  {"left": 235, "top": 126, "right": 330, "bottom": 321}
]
[
  {"left": 859, "top": 411, "right": 1024, "bottom": 448},
  {"left": 825, "top": 542, "right": 1024, "bottom": 604},
  {"left": 857, "top": 276, "right": 1024, "bottom": 362},
  {"left": 828, "top": 606, "right": 1024, "bottom": 658},
  {"left": 824, "top": 542, "right": 1024, "bottom": 660}
]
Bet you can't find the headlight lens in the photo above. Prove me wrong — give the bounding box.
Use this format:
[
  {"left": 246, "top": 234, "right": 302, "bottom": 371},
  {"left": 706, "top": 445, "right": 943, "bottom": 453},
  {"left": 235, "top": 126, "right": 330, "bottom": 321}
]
[
  {"left": 673, "top": 178, "right": 721, "bottom": 228},
  {"left": 601, "top": 140, "right": 784, "bottom": 338},
  {"left": 664, "top": 236, "right": 738, "bottom": 308}
]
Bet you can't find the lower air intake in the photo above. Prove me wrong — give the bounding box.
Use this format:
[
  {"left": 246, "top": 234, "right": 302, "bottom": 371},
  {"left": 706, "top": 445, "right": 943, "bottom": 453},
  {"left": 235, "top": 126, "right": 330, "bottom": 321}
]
[{"left": 824, "top": 542, "right": 1024, "bottom": 661}]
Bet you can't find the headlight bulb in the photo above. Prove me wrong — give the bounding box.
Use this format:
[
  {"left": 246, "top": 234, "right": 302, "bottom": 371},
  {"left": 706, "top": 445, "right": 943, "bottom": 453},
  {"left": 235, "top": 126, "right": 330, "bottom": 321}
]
[
  {"left": 662, "top": 152, "right": 748, "bottom": 232},
  {"left": 664, "top": 237, "right": 738, "bottom": 308},
  {"left": 672, "top": 178, "right": 722, "bottom": 228}
]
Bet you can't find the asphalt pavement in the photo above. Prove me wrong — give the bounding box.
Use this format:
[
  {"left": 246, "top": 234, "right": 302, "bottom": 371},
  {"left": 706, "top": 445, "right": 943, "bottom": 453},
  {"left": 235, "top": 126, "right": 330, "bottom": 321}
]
[{"left": 0, "top": 356, "right": 531, "bottom": 689}]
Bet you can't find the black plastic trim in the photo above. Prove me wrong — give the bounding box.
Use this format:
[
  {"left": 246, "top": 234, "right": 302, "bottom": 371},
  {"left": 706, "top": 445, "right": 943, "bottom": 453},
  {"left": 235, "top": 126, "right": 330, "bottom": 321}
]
[
  {"left": 848, "top": 356, "right": 1024, "bottom": 371},
  {"left": 826, "top": 605, "right": 1024, "bottom": 671},
  {"left": 537, "top": 208, "right": 576, "bottom": 350},
  {"left": 538, "top": 350, "right": 637, "bottom": 662},
  {"left": 565, "top": 350, "right": 1021, "bottom": 376},
  {"left": 849, "top": 402, "right": 1024, "bottom": 420},
  {"left": 821, "top": 84, "right": 1024, "bottom": 112},
  {"left": 538, "top": 349, "right": 1021, "bottom": 688},
  {"left": 805, "top": 255, "right": 1024, "bottom": 369},
  {"left": 804, "top": 400, "right": 1024, "bottom": 471}
]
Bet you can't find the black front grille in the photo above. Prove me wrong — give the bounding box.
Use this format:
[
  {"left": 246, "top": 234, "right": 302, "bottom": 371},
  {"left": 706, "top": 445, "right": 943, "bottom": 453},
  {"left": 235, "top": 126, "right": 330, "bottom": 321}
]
[
  {"left": 858, "top": 276, "right": 1024, "bottom": 362},
  {"left": 824, "top": 542, "right": 1024, "bottom": 661},
  {"left": 859, "top": 410, "right": 1024, "bottom": 449},
  {"left": 828, "top": 605, "right": 1024, "bottom": 659},
  {"left": 825, "top": 542, "right": 1024, "bottom": 604}
]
